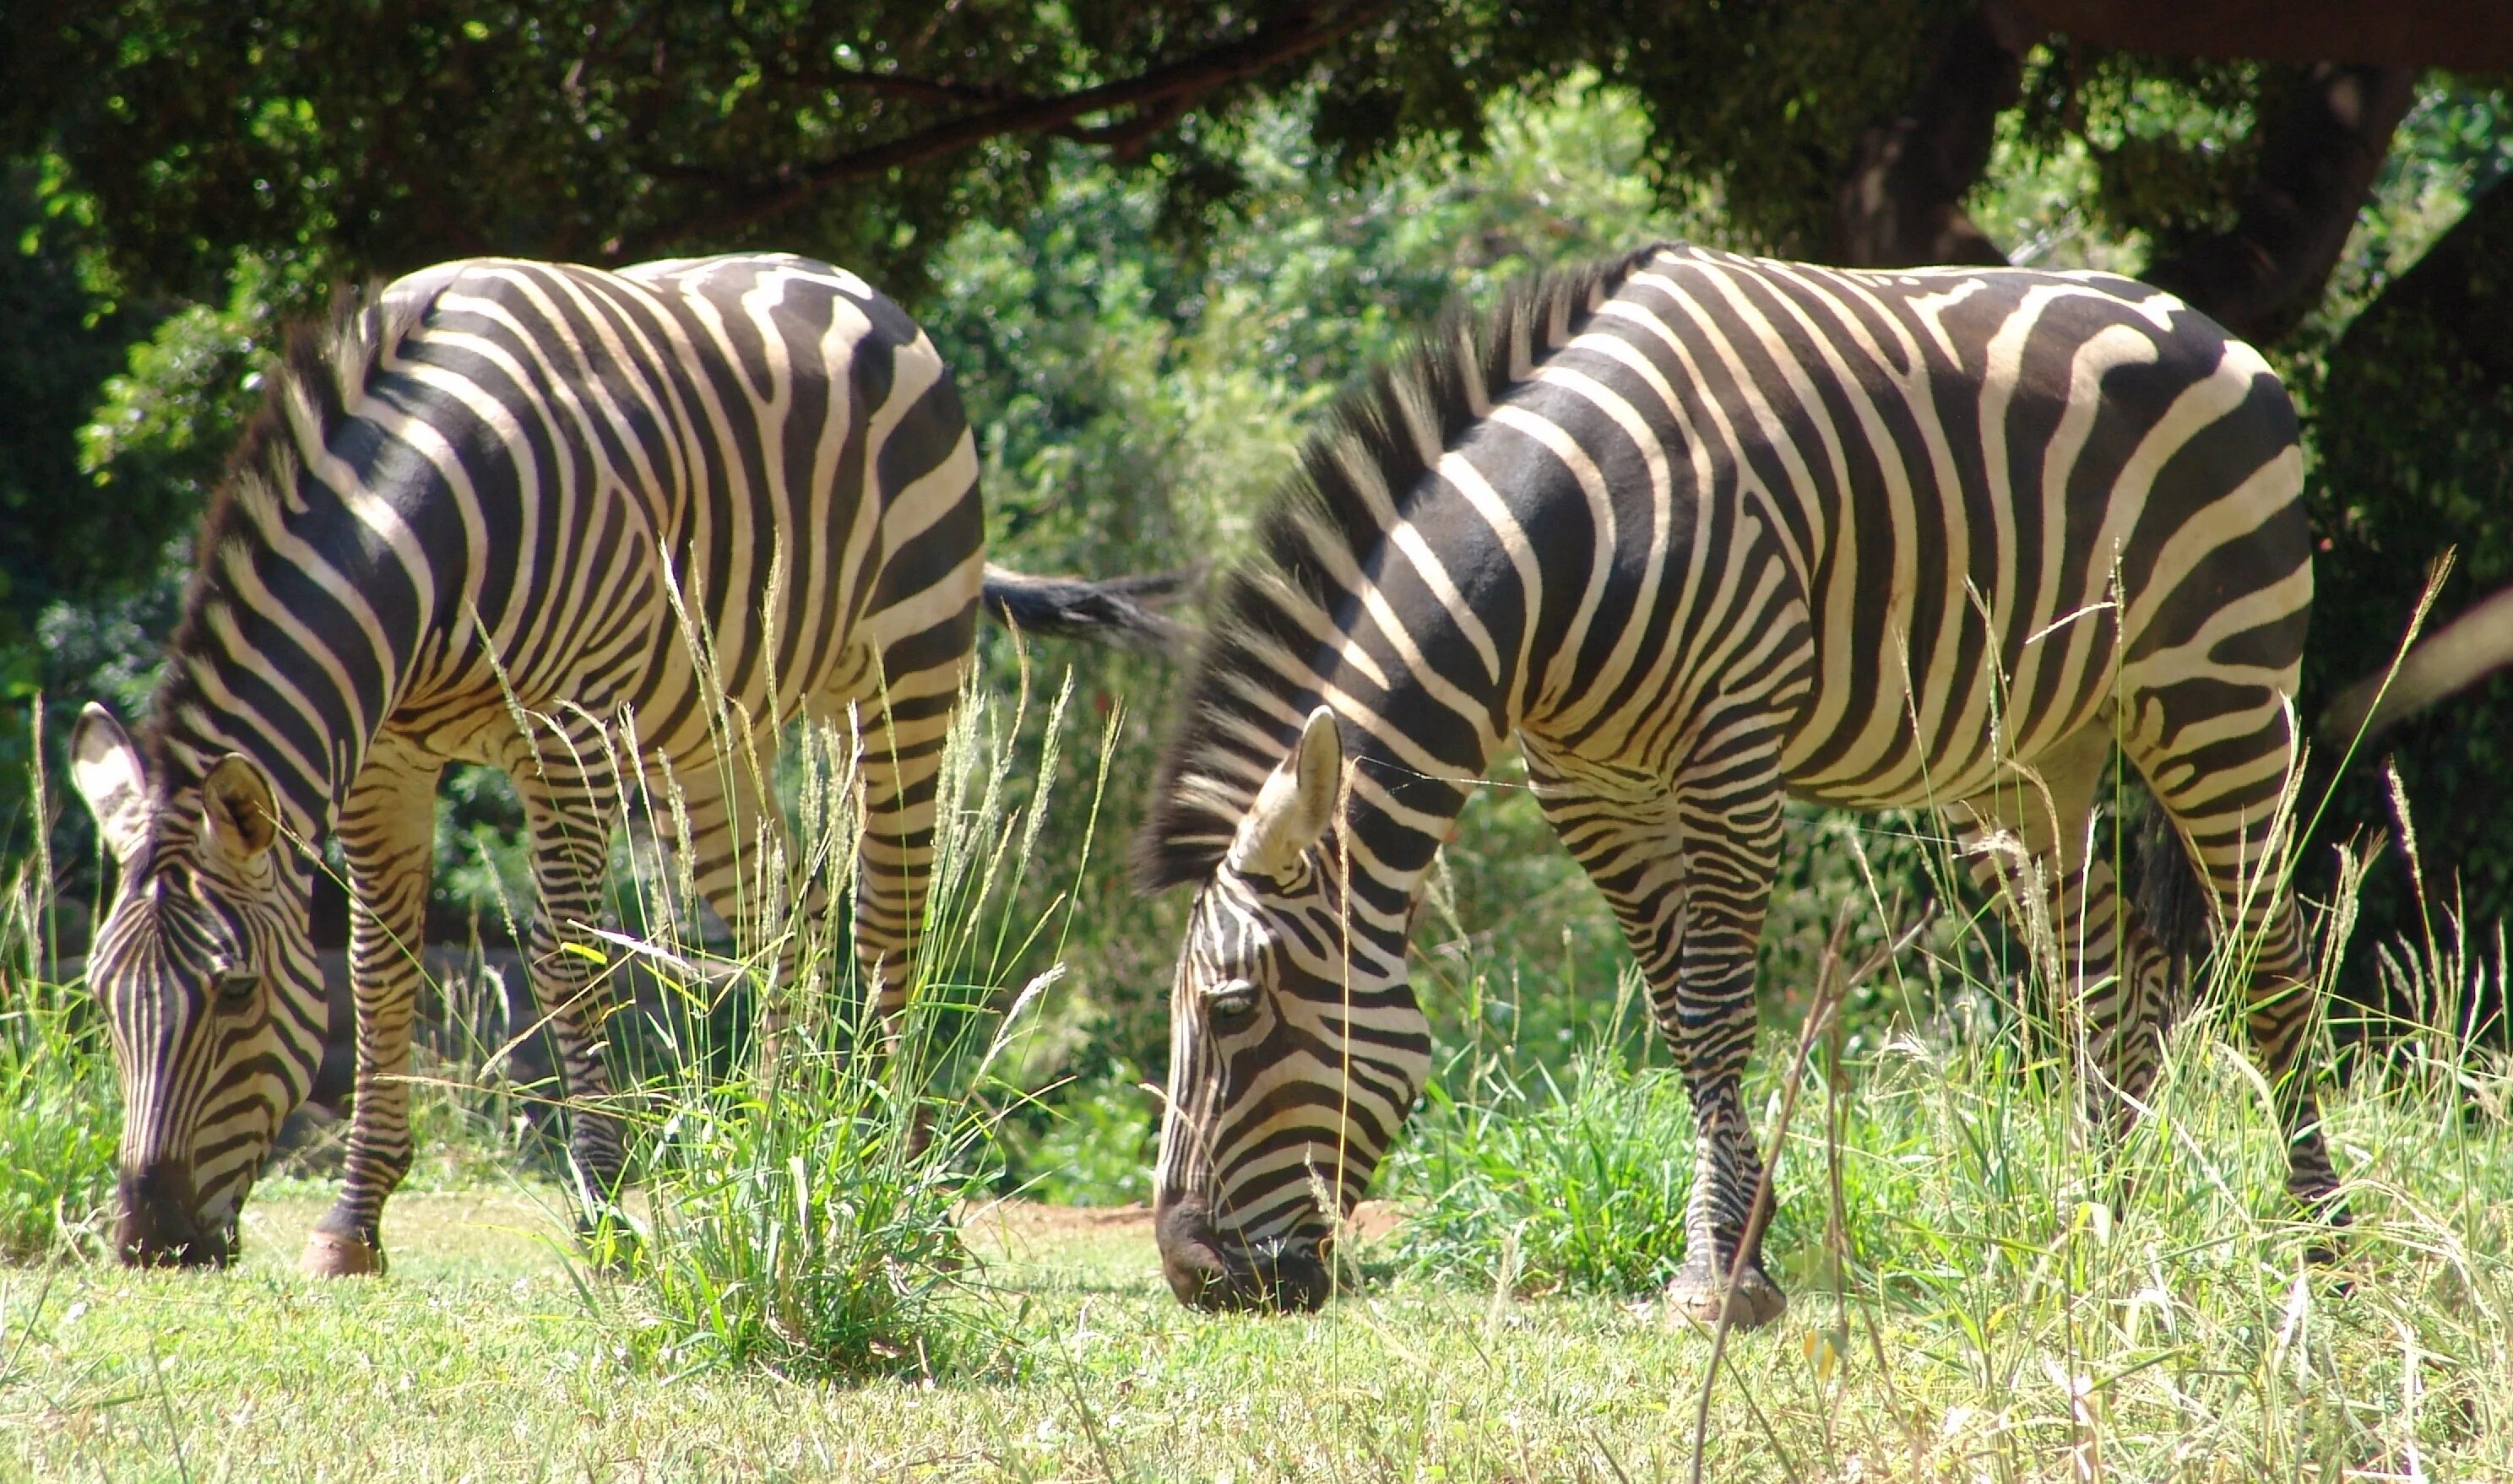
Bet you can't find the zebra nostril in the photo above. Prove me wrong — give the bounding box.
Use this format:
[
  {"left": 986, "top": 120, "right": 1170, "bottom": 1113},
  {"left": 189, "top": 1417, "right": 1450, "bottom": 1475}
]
[{"left": 117, "top": 1162, "right": 212, "bottom": 1268}]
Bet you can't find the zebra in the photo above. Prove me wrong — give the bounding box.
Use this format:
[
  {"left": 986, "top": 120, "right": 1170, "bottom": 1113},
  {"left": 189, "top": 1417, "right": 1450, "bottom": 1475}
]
[
  {"left": 67, "top": 253, "right": 1177, "bottom": 1275},
  {"left": 1137, "top": 242, "right": 2347, "bottom": 1321}
]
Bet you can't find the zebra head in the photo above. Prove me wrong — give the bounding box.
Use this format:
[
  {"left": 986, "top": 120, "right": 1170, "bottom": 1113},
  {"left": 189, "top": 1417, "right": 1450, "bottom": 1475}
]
[
  {"left": 68, "top": 705, "right": 321, "bottom": 1268},
  {"left": 1153, "top": 707, "right": 1433, "bottom": 1311}
]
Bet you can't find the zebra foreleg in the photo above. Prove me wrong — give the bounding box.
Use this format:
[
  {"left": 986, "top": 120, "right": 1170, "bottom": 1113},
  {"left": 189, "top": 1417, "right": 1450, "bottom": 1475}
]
[
  {"left": 513, "top": 728, "right": 635, "bottom": 1236},
  {"left": 305, "top": 738, "right": 442, "bottom": 1277},
  {"left": 1527, "top": 736, "right": 1790, "bottom": 1328}
]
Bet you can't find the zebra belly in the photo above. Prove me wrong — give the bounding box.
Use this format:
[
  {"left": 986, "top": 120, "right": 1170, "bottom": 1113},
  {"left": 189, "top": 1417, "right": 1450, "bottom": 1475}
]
[{"left": 1778, "top": 695, "right": 2119, "bottom": 814}]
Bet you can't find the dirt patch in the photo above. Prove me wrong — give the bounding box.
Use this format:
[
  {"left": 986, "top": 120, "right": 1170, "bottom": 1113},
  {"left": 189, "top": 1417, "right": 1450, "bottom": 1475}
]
[
  {"left": 966, "top": 1200, "right": 1153, "bottom": 1240},
  {"left": 965, "top": 1199, "right": 1406, "bottom": 1243}
]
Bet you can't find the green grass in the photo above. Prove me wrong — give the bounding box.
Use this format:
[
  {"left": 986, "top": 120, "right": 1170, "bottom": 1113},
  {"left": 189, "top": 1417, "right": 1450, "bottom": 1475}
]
[
  {"left": 0, "top": 987, "right": 115, "bottom": 1265},
  {"left": 553, "top": 663, "right": 1113, "bottom": 1384},
  {"left": 6, "top": 1042, "right": 2511, "bottom": 1484},
  {"left": 9, "top": 642, "right": 2513, "bottom": 1476}
]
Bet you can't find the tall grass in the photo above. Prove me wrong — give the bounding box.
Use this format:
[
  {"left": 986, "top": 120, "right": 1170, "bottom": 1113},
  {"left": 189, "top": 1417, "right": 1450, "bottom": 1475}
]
[
  {"left": 1391, "top": 967, "right": 1702, "bottom": 1296},
  {"left": 0, "top": 951, "right": 116, "bottom": 1265},
  {"left": 0, "top": 701, "right": 116, "bottom": 1263},
  {"left": 567, "top": 658, "right": 1113, "bottom": 1381},
  {"left": 1386, "top": 691, "right": 2513, "bottom": 1475}
]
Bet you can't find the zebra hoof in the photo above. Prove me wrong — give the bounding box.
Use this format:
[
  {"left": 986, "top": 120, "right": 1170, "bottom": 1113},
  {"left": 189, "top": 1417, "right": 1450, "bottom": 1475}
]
[
  {"left": 301, "top": 1228, "right": 380, "bottom": 1278},
  {"left": 1666, "top": 1256, "right": 1788, "bottom": 1330}
]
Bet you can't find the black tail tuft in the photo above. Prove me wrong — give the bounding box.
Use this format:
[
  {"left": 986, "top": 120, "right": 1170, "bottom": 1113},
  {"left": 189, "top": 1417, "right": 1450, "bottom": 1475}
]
[
  {"left": 2131, "top": 790, "right": 2212, "bottom": 1004},
  {"left": 980, "top": 564, "right": 1200, "bottom": 653}
]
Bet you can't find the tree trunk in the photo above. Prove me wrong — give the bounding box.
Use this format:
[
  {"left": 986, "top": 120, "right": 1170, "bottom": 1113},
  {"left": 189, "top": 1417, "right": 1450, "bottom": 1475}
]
[
  {"left": 1832, "top": 6, "right": 2036, "bottom": 268},
  {"left": 2141, "top": 62, "right": 2416, "bottom": 345}
]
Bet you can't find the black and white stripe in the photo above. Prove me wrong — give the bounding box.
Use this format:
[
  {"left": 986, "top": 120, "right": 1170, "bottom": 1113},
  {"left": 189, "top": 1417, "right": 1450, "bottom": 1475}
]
[
  {"left": 70, "top": 253, "right": 1169, "bottom": 1271},
  {"left": 1140, "top": 244, "right": 2341, "bottom": 1319}
]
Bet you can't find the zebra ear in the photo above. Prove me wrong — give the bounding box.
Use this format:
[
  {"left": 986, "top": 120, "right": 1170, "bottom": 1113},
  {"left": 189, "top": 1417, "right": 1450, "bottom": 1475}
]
[
  {"left": 69, "top": 703, "right": 152, "bottom": 862},
  {"left": 201, "top": 754, "right": 280, "bottom": 864},
  {"left": 1227, "top": 707, "right": 1343, "bottom": 880}
]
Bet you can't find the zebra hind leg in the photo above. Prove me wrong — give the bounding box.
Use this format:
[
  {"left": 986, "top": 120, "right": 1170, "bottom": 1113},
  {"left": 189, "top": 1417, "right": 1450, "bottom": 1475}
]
[
  {"left": 508, "top": 726, "right": 638, "bottom": 1248},
  {"left": 1948, "top": 805, "right": 2171, "bottom": 1202},
  {"left": 2126, "top": 711, "right": 2350, "bottom": 1260},
  {"left": 1943, "top": 728, "right": 2178, "bottom": 1194},
  {"left": 644, "top": 739, "right": 820, "bottom": 1067}
]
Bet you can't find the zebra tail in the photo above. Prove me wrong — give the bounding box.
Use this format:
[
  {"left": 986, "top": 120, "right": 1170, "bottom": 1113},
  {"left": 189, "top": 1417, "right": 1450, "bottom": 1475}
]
[
  {"left": 980, "top": 563, "right": 1200, "bottom": 653},
  {"left": 2130, "top": 791, "right": 2213, "bottom": 1017}
]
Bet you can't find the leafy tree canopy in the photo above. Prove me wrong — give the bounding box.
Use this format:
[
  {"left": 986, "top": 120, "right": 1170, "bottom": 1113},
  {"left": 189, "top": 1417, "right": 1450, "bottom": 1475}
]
[
  {"left": 3, "top": 0, "right": 2510, "bottom": 1026},
  {"left": 5, "top": 0, "right": 1982, "bottom": 301}
]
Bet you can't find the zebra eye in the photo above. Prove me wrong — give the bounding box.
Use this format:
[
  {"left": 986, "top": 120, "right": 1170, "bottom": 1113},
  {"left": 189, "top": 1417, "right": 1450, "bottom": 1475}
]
[
  {"left": 1205, "top": 978, "right": 1259, "bottom": 1025},
  {"left": 214, "top": 971, "right": 258, "bottom": 1007}
]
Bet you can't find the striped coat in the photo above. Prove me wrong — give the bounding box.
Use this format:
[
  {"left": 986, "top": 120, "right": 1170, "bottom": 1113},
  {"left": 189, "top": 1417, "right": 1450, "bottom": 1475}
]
[
  {"left": 70, "top": 254, "right": 1168, "bottom": 1273},
  {"left": 1139, "top": 244, "right": 2342, "bottom": 1319}
]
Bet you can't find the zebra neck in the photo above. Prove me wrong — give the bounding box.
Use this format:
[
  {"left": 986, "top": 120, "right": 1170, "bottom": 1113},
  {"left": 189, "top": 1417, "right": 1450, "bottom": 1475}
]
[
  {"left": 147, "top": 546, "right": 426, "bottom": 848},
  {"left": 148, "top": 694, "right": 356, "bottom": 849},
  {"left": 1318, "top": 654, "right": 1513, "bottom": 934}
]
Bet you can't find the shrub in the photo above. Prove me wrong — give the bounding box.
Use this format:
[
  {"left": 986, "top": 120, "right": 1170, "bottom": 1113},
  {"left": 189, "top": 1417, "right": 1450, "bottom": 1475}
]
[
  {"left": 576, "top": 668, "right": 1106, "bottom": 1381},
  {"left": 1005, "top": 1067, "right": 1157, "bottom": 1207},
  {"left": 0, "top": 979, "right": 116, "bottom": 1263},
  {"left": 0, "top": 722, "right": 117, "bottom": 1263}
]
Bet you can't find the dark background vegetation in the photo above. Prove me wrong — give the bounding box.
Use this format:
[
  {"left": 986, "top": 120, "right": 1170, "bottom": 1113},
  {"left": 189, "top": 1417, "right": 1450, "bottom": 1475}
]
[{"left": 4, "top": 3, "right": 2510, "bottom": 1145}]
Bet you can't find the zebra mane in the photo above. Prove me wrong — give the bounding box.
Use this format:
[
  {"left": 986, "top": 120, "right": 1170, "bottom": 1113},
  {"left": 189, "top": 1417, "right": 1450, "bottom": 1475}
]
[
  {"left": 145, "top": 280, "right": 431, "bottom": 788},
  {"left": 1132, "top": 244, "right": 1666, "bottom": 891}
]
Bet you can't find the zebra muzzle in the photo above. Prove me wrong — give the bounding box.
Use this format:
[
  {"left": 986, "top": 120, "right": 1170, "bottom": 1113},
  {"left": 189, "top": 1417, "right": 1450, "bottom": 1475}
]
[
  {"left": 116, "top": 1161, "right": 231, "bottom": 1269},
  {"left": 1154, "top": 1198, "right": 1333, "bottom": 1313}
]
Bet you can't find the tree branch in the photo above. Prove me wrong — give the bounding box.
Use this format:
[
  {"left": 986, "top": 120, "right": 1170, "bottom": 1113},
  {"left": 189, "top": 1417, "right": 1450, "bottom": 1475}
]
[
  {"left": 829, "top": 68, "right": 1028, "bottom": 109},
  {"left": 2141, "top": 62, "right": 2416, "bottom": 344},
  {"left": 1832, "top": 4, "right": 2039, "bottom": 268},
  {"left": 2010, "top": 0, "right": 2513, "bottom": 69},
  {"left": 626, "top": 4, "right": 1382, "bottom": 256}
]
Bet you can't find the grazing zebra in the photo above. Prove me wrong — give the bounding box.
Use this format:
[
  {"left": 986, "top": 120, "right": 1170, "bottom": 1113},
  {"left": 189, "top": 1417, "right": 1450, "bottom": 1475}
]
[
  {"left": 1138, "top": 243, "right": 2344, "bottom": 1321},
  {"left": 68, "top": 254, "right": 1175, "bottom": 1275}
]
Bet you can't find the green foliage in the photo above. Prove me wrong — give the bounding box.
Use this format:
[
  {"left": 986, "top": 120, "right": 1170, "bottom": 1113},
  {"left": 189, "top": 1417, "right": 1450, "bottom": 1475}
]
[
  {"left": 2008, "top": 50, "right": 2271, "bottom": 257},
  {"left": 930, "top": 76, "right": 1720, "bottom": 1082},
  {"left": 2302, "top": 115, "right": 2513, "bottom": 1004},
  {"left": 0, "top": 983, "right": 115, "bottom": 1264},
  {"left": 1391, "top": 1034, "right": 1702, "bottom": 1297},
  {"left": 1004, "top": 1069, "right": 1158, "bottom": 1208},
  {"left": 0, "top": 236, "right": 306, "bottom": 870},
  {"left": 0, "top": 168, "right": 146, "bottom": 835},
  {"left": 2, "top": 2, "right": 1963, "bottom": 302}
]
